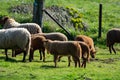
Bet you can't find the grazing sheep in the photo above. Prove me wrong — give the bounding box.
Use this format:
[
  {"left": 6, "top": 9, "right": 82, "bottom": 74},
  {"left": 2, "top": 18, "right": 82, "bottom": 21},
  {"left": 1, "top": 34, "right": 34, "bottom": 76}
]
[
  {"left": 75, "top": 35, "right": 96, "bottom": 58},
  {"left": 0, "top": 16, "right": 42, "bottom": 34},
  {"left": 106, "top": 28, "right": 120, "bottom": 54},
  {"left": 43, "top": 40, "right": 82, "bottom": 68},
  {"left": 78, "top": 41, "right": 90, "bottom": 68},
  {"left": 14, "top": 35, "right": 46, "bottom": 62},
  {"left": 58, "top": 41, "right": 90, "bottom": 68},
  {"left": 0, "top": 28, "right": 31, "bottom": 62},
  {"left": 32, "top": 32, "right": 68, "bottom": 61}
]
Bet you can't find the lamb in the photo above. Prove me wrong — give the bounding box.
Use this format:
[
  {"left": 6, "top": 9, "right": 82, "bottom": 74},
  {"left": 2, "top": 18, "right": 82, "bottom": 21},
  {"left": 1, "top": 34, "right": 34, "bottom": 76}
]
[
  {"left": 58, "top": 41, "right": 90, "bottom": 68},
  {"left": 14, "top": 35, "right": 46, "bottom": 62},
  {"left": 78, "top": 41, "right": 90, "bottom": 68},
  {"left": 75, "top": 35, "right": 96, "bottom": 58},
  {"left": 0, "top": 28, "right": 31, "bottom": 62},
  {"left": 106, "top": 28, "right": 120, "bottom": 54},
  {"left": 0, "top": 16, "right": 42, "bottom": 34},
  {"left": 43, "top": 40, "right": 82, "bottom": 68}
]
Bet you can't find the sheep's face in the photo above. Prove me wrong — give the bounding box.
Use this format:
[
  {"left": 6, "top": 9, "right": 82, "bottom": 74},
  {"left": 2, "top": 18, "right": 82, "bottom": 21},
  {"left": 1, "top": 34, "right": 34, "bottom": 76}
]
[{"left": 90, "top": 51, "right": 96, "bottom": 58}]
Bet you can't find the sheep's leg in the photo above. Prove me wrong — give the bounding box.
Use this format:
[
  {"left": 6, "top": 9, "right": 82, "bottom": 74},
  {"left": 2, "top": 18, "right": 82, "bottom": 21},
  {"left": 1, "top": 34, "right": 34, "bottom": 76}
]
[
  {"left": 29, "top": 50, "right": 34, "bottom": 62},
  {"left": 54, "top": 55, "right": 58, "bottom": 67},
  {"left": 58, "top": 56, "right": 62, "bottom": 62},
  {"left": 77, "top": 57, "right": 80, "bottom": 67},
  {"left": 81, "top": 60, "right": 86, "bottom": 68},
  {"left": 22, "top": 51, "right": 27, "bottom": 62},
  {"left": 72, "top": 57, "right": 78, "bottom": 67},
  {"left": 111, "top": 45, "right": 116, "bottom": 54},
  {"left": 42, "top": 49, "right": 45, "bottom": 62},
  {"left": 109, "top": 45, "right": 112, "bottom": 54},
  {"left": 12, "top": 49, "right": 15, "bottom": 57},
  {"left": 39, "top": 50, "right": 42, "bottom": 60},
  {"left": 5, "top": 49, "right": 8, "bottom": 61},
  {"left": 68, "top": 56, "right": 71, "bottom": 67}
]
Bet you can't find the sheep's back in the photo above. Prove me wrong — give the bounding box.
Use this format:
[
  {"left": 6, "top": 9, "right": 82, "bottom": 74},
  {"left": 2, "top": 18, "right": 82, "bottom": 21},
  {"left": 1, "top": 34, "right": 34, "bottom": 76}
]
[
  {"left": 48, "top": 41, "right": 81, "bottom": 56},
  {"left": 107, "top": 29, "right": 120, "bottom": 43},
  {"left": 0, "top": 28, "right": 31, "bottom": 49},
  {"left": 17, "top": 23, "right": 42, "bottom": 34},
  {"left": 35, "top": 32, "right": 68, "bottom": 41}
]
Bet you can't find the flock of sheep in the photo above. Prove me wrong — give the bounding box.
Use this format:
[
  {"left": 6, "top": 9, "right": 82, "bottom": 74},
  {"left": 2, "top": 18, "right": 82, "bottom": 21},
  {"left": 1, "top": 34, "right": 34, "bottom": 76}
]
[{"left": 0, "top": 16, "right": 119, "bottom": 68}]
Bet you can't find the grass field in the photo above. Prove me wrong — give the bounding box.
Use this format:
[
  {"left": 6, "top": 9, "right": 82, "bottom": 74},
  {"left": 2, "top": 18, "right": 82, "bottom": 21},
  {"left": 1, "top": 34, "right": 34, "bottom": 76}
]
[{"left": 0, "top": 0, "right": 120, "bottom": 80}]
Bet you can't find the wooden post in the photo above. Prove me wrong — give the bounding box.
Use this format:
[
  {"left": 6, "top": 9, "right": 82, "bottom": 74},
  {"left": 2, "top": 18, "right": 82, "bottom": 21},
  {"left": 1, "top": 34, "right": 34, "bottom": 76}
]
[
  {"left": 98, "top": 4, "right": 102, "bottom": 38},
  {"left": 33, "top": 0, "right": 44, "bottom": 28}
]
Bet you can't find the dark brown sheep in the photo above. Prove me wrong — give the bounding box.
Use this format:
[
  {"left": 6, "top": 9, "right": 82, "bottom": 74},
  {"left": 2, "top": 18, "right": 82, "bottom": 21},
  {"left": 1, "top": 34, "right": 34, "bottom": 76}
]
[
  {"left": 106, "top": 28, "right": 120, "bottom": 54},
  {"left": 14, "top": 35, "right": 46, "bottom": 62},
  {"left": 75, "top": 35, "right": 96, "bottom": 58},
  {"left": 43, "top": 40, "right": 82, "bottom": 68}
]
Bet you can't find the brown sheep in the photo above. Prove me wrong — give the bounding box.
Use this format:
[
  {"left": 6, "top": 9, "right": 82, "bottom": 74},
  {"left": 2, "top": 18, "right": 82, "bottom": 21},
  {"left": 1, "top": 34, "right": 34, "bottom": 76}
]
[
  {"left": 32, "top": 32, "right": 68, "bottom": 60},
  {"left": 58, "top": 41, "right": 90, "bottom": 68},
  {"left": 43, "top": 40, "right": 82, "bottom": 68},
  {"left": 78, "top": 41, "right": 90, "bottom": 68},
  {"left": 106, "top": 28, "right": 120, "bottom": 54},
  {"left": 75, "top": 35, "right": 96, "bottom": 58},
  {"left": 14, "top": 35, "right": 46, "bottom": 62}
]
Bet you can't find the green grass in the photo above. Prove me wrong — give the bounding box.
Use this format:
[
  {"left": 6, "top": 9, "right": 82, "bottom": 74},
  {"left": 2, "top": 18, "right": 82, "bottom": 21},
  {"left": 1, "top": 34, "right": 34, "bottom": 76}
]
[
  {"left": 1, "top": 49, "right": 120, "bottom": 80},
  {"left": 0, "top": 0, "right": 120, "bottom": 80}
]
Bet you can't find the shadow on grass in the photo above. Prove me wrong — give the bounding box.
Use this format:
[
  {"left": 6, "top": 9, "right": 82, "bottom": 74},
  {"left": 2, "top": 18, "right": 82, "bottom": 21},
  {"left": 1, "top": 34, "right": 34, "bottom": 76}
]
[
  {"left": 0, "top": 56, "right": 18, "bottom": 62},
  {"left": 40, "top": 65, "right": 56, "bottom": 69}
]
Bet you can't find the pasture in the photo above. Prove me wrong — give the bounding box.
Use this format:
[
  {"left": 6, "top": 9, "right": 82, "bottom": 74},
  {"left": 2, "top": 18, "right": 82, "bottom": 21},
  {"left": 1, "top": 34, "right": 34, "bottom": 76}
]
[
  {"left": 0, "top": 48, "right": 120, "bottom": 80},
  {"left": 0, "top": 0, "right": 120, "bottom": 80}
]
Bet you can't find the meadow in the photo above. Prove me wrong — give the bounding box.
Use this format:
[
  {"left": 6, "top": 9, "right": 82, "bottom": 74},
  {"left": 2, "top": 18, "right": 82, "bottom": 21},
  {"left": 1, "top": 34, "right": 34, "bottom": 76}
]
[{"left": 0, "top": 0, "right": 120, "bottom": 80}]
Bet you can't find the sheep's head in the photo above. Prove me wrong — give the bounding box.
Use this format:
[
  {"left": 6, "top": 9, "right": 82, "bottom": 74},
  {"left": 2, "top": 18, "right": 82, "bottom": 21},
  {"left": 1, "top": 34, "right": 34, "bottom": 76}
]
[
  {"left": 90, "top": 50, "right": 96, "bottom": 58},
  {"left": 0, "top": 16, "right": 9, "bottom": 25}
]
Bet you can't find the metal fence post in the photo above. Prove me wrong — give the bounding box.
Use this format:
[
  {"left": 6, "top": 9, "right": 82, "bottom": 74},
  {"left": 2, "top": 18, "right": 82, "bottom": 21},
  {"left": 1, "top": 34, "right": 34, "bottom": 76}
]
[{"left": 98, "top": 4, "right": 102, "bottom": 38}]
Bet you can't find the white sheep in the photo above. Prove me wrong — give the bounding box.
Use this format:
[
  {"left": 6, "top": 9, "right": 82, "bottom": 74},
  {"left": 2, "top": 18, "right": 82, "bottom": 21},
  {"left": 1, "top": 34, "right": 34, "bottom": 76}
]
[
  {"left": 43, "top": 40, "right": 82, "bottom": 67},
  {"left": 0, "top": 16, "right": 42, "bottom": 34},
  {"left": 0, "top": 28, "right": 31, "bottom": 62}
]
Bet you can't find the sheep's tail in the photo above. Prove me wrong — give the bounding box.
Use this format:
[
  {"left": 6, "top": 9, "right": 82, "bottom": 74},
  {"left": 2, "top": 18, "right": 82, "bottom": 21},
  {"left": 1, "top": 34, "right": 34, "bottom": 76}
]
[{"left": 26, "top": 36, "right": 31, "bottom": 55}]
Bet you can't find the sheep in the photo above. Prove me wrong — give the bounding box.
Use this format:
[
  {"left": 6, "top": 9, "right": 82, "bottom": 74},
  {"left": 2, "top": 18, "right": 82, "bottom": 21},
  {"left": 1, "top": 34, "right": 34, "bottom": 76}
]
[
  {"left": 43, "top": 40, "right": 82, "bottom": 68},
  {"left": 33, "top": 32, "right": 68, "bottom": 41},
  {"left": 14, "top": 35, "right": 46, "bottom": 62},
  {"left": 58, "top": 41, "right": 90, "bottom": 68},
  {"left": 75, "top": 35, "right": 96, "bottom": 58},
  {"left": 78, "top": 41, "right": 90, "bottom": 68},
  {"left": 0, "top": 28, "right": 31, "bottom": 62},
  {"left": 106, "top": 28, "right": 120, "bottom": 54},
  {"left": 0, "top": 16, "right": 42, "bottom": 34},
  {"left": 32, "top": 32, "right": 68, "bottom": 61}
]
